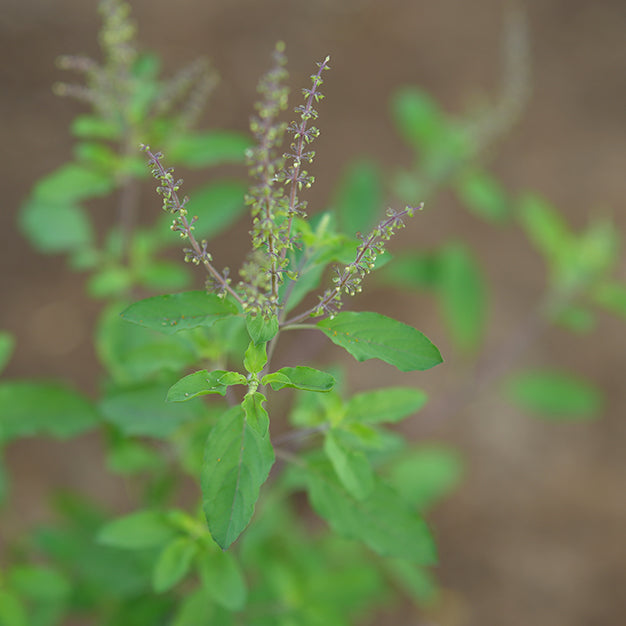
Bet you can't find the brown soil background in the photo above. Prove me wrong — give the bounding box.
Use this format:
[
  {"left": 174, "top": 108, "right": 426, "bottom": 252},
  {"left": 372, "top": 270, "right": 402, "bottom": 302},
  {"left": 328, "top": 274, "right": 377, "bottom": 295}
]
[{"left": 1, "top": 1, "right": 625, "bottom": 624}]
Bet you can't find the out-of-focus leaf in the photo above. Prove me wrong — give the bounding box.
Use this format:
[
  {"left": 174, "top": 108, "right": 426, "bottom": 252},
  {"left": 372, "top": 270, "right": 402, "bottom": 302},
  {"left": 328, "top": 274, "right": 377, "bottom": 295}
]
[
  {"left": 96, "top": 303, "right": 198, "bottom": 384},
  {"left": 323, "top": 430, "right": 374, "bottom": 500},
  {"left": 19, "top": 198, "right": 93, "bottom": 253},
  {"left": 505, "top": 370, "right": 603, "bottom": 420},
  {"left": 344, "top": 387, "right": 427, "bottom": 424},
  {"left": 32, "top": 163, "right": 115, "bottom": 203},
  {"left": 185, "top": 180, "right": 248, "bottom": 239},
  {"left": 99, "top": 381, "right": 204, "bottom": 438},
  {"left": 0, "top": 332, "right": 15, "bottom": 374},
  {"left": 456, "top": 169, "right": 511, "bottom": 222},
  {"left": 438, "top": 243, "right": 487, "bottom": 354},
  {"left": 331, "top": 159, "right": 384, "bottom": 237},
  {"left": 307, "top": 468, "right": 437, "bottom": 564},
  {"left": 198, "top": 548, "right": 247, "bottom": 611},
  {"left": 592, "top": 281, "right": 626, "bottom": 320},
  {"left": 97, "top": 510, "right": 176, "bottom": 549},
  {"left": 387, "top": 446, "right": 464, "bottom": 510},
  {"left": 152, "top": 537, "right": 198, "bottom": 593},
  {"left": 0, "top": 381, "right": 99, "bottom": 443},
  {"left": 167, "top": 131, "right": 252, "bottom": 167}
]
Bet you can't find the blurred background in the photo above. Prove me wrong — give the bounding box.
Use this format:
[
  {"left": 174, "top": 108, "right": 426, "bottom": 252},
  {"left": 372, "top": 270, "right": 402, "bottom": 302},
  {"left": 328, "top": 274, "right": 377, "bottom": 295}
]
[{"left": 1, "top": 0, "right": 624, "bottom": 624}]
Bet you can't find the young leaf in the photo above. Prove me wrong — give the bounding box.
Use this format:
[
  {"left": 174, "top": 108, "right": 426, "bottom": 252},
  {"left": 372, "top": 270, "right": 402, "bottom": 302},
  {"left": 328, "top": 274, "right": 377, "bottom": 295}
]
[
  {"left": 167, "top": 131, "right": 252, "bottom": 167},
  {"left": 262, "top": 366, "right": 335, "bottom": 392},
  {"left": 243, "top": 341, "right": 267, "bottom": 375},
  {"left": 438, "top": 243, "right": 487, "bottom": 354},
  {"left": 344, "top": 387, "right": 427, "bottom": 424},
  {"left": 167, "top": 370, "right": 246, "bottom": 402},
  {"left": 0, "top": 332, "right": 15, "bottom": 375},
  {"left": 201, "top": 407, "right": 274, "bottom": 549},
  {"left": 323, "top": 430, "right": 374, "bottom": 500},
  {"left": 306, "top": 468, "right": 437, "bottom": 564},
  {"left": 19, "top": 198, "right": 93, "bottom": 254},
  {"left": 242, "top": 392, "right": 269, "bottom": 437},
  {"left": 120, "top": 291, "right": 238, "bottom": 335},
  {"left": 331, "top": 159, "right": 383, "bottom": 237},
  {"left": 152, "top": 537, "right": 198, "bottom": 593},
  {"left": 505, "top": 370, "right": 603, "bottom": 420},
  {"left": 197, "top": 549, "right": 247, "bottom": 611},
  {"left": 97, "top": 510, "right": 176, "bottom": 549},
  {"left": 318, "top": 312, "right": 442, "bottom": 372},
  {"left": 0, "top": 382, "right": 99, "bottom": 444},
  {"left": 246, "top": 313, "right": 279, "bottom": 345}
]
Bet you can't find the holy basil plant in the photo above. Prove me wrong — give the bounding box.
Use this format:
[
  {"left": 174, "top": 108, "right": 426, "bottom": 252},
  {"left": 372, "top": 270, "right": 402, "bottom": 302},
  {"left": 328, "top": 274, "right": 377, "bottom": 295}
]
[{"left": 115, "top": 45, "right": 442, "bottom": 551}]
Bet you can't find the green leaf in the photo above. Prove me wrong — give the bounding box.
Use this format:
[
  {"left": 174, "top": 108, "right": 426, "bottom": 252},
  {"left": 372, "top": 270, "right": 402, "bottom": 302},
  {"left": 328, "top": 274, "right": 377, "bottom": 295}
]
[
  {"left": 167, "top": 370, "right": 246, "bottom": 402},
  {"left": 152, "top": 537, "right": 198, "bottom": 593},
  {"left": 262, "top": 366, "right": 335, "bottom": 392},
  {"left": 345, "top": 387, "right": 427, "bottom": 424},
  {"left": 184, "top": 180, "right": 248, "bottom": 239},
  {"left": 331, "top": 159, "right": 383, "bottom": 236},
  {"left": 106, "top": 440, "right": 163, "bottom": 475},
  {"left": 201, "top": 407, "right": 274, "bottom": 549},
  {"left": 505, "top": 370, "right": 603, "bottom": 420},
  {"left": 99, "top": 382, "right": 204, "bottom": 438},
  {"left": 198, "top": 549, "right": 247, "bottom": 611},
  {"left": 324, "top": 430, "right": 374, "bottom": 500},
  {"left": 70, "top": 114, "right": 121, "bottom": 140},
  {"left": 0, "top": 381, "right": 99, "bottom": 444},
  {"left": 385, "top": 559, "right": 439, "bottom": 606},
  {"left": 88, "top": 265, "right": 133, "bottom": 298},
  {"left": 318, "top": 312, "right": 442, "bottom": 372},
  {"left": 243, "top": 341, "right": 267, "bottom": 375},
  {"left": 0, "top": 590, "right": 27, "bottom": 626},
  {"left": 32, "top": 163, "right": 115, "bottom": 202},
  {"left": 552, "top": 305, "right": 595, "bottom": 333},
  {"left": 456, "top": 169, "right": 510, "bottom": 222},
  {"left": 8, "top": 565, "right": 71, "bottom": 603},
  {"left": 96, "top": 303, "right": 198, "bottom": 384},
  {"left": 592, "top": 281, "right": 626, "bottom": 320},
  {"left": 19, "top": 198, "right": 93, "bottom": 253},
  {"left": 307, "top": 469, "right": 437, "bottom": 564},
  {"left": 97, "top": 510, "right": 176, "bottom": 549},
  {"left": 120, "top": 291, "right": 238, "bottom": 335},
  {"left": 168, "top": 131, "right": 252, "bottom": 167},
  {"left": 138, "top": 261, "right": 190, "bottom": 292},
  {"left": 387, "top": 446, "right": 464, "bottom": 510},
  {"left": 391, "top": 87, "right": 447, "bottom": 152},
  {"left": 0, "top": 332, "right": 15, "bottom": 374},
  {"left": 242, "top": 392, "right": 269, "bottom": 437},
  {"left": 246, "top": 313, "right": 279, "bottom": 345},
  {"left": 518, "top": 194, "right": 572, "bottom": 266},
  {"left": 438, "top": 243, "right": 487, "bottom": 353},
  {"left": 379, "top": 251, "right": 442, "bottom": 291}
]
